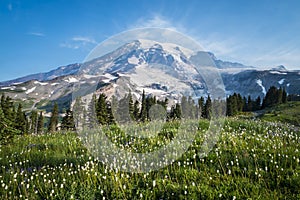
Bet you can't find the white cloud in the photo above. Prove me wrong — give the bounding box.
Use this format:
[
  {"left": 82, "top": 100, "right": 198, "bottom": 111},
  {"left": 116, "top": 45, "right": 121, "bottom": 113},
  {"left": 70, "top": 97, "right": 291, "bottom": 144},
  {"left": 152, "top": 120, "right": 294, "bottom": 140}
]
[
  {"left": 249, "top": 47, "right": 300, "bottom": 69},
  {"left": 72, "top": 36, "right": 97, "bottom": 44},
  {"left": 129, "top": 15, "right": 185, "bottom": 32},
  {"left": 27, "top": 32, "right": 45, "bottom": 37},
  {"left": 60, "top": 36, "right": 97, "bottom": 50}
]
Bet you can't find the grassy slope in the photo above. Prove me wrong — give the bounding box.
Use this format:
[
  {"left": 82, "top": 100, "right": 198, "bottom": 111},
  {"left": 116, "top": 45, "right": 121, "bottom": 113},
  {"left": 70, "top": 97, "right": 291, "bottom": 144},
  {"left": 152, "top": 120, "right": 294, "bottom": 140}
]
[
  {"left": 259, "top": 101, "right": 300, "bottom": 126},
  {"left": 1, "top": 119, "right": 300, "bottom": 199}
]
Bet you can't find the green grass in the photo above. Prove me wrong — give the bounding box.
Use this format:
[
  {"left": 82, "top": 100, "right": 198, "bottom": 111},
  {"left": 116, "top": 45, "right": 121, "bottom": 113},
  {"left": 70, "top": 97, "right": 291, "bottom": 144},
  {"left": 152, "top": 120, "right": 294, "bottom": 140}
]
[
  {"left": 1, "top": 118, "right": 300, "bottom": 199},
  {"left": 260, "top": 101, "right": 300, "bottom": 126}
]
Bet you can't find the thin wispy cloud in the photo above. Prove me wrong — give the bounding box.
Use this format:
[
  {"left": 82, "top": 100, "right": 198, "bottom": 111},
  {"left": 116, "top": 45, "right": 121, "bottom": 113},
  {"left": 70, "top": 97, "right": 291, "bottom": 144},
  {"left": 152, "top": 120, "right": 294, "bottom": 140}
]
[
  {"left": 250, "top": 47, "right": 300, "bottom": 69},
  {"left": 27, "top": 32, "right": 45, "bottom": 37},
  {"left": 72, "top": 36, "right": 97, "bottom": 44},
  {"left": 7, "top": 3, "right": 12, "bottom": 11},
  {"left": 130, "top": 15, "right": 239, "bottom": 58},
  {"left": 60, "top": 36, "right": 97, "bottom": 50},
  {"left": 130, "top": 15, "right": 184, "bottom": 32}
]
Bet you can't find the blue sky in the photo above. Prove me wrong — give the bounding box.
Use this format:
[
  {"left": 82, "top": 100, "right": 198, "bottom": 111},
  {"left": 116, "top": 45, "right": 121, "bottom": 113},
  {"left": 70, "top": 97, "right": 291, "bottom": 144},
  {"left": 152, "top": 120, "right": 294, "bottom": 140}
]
[{"left": 1, "top": 0, "right": 300, "bottom": 81}]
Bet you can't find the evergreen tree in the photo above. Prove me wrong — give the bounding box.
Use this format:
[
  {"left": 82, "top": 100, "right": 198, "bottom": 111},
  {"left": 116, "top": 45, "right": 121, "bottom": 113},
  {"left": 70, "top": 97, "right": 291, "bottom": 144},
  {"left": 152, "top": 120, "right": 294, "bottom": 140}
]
[
  {"left": 73, "top": 97, "right": 83, "bottom": 129},
  {"left": 181, "top": 95, "right": 188, "bottom": 119},
  {"left": 139, "top": 90, "right": 147, "bottom": 122},
  {"left": 169, "top": 103, "right": 181, "bottom": 120},
  {"left": 96, "top": 93, "right": 108, "bottom": 125},
  {"left": 48, "top": 103, "right": 59, "bottom": 132},
  {"left": 262, "top": 86, "right": 279, "bottom": 108},
  {"left": 254, "top": 96, "right": 261, "bottom": 111},
  {"left": 0, "top": 106, "right": 19, "bottom": 144},
  {"left": 133, "top": 100, "right": 140, "bottom": 121},
  {"left": 30, "top": 110, "right": 38, "bottom": 134},
  {"left": 204, "top": 95, "right": 212, "bottom": 119},
  {"left": 277, "top": 88, "right": 283, "bottom": 104},
  {"left": 198, "top": 96, "right": 204, "bottom": 118},
  {"left": 106, "top": 101, "right": 115, "bottom": 125},
  {"left": 61, "top": 109, "right": 75, "bottom": 131},
  {"left": 282, "top": 88, "right": 287, "bottom": 103},
  {"left": 86, "top": 95, "right": 98, "bottom": 129},
  {"left": 247, "top": 96, "right": 253, "bottom": 111},
  {"left": 15, "top": 103, "right": 26, "bottom": 134},
  {"left": 128, "top": 91, "right": 134, "bottom": 120},
  {"left": 37, "top": 111, "right": 44, "bottom": 134},
  {"left": 242, "top": 96, "right": 248, "bottom": 112}
]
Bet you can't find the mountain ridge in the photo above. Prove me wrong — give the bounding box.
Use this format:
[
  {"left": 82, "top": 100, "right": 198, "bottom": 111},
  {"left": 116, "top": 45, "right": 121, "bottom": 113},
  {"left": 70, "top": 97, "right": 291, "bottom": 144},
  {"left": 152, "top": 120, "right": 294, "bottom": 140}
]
[{"left": 0, "top": 39, "right": 299, "bottom": 112}]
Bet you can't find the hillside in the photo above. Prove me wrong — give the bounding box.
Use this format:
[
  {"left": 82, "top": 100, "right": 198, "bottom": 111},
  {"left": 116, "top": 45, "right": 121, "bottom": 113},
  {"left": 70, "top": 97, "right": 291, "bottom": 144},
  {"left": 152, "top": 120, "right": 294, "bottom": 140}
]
[
  {"left": 1, "top": 118, "right": 300, "bottom": 199},
  {"left": 259, "top": 101, "right": 300, "bottom": 126}
]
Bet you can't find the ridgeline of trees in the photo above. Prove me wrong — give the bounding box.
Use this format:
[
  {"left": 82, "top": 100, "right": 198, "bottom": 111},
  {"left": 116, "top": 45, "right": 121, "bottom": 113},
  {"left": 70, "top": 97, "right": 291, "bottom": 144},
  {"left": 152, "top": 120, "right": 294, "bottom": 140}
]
[{"left": 0, "top": 86, "right": 295, "bottom": 143}]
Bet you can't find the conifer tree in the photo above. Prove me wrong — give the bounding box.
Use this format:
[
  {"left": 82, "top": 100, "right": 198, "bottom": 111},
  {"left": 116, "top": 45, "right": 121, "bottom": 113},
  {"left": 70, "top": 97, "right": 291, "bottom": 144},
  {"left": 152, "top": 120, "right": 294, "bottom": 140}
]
[
  {"left": 48, "top": 103, "right": 59, "bottom": 132},
  {"left": 61, "top": 109, "right": 75, "bottom": 131},
  {"left": 247, "top": 96, "right": 253, "bottom": 111},
  {"left": 106, "top": 101, "right": 115, "bottom": 125},
  {"left": 86, "top": 95, "right": 98, "bottom": 129},
  {"left": 139, "top": 90, "right": 147, "bottom": 122},
  {"left": 15, "top": 103, "right": 26, "bottom": 134},
  {"left": 30, "top": 110, "right": 38, "bottom": 134},
  {"left": 96, "top": 93, "right": 108, "bottom": 125},
  {"left": 133, "top": 100, "right": 140, "bottom": 121},
  {"left": 254, "top": 96, "right": 261, "bottom": 111},
  {"left": 282, "top": 88, "right": 287, "bottom": 103},
  {"left": 37, "top": 111, "right": 44, "bottom": 134},
  {"left": 204, "top": 95, "right": 212, "bottom": 119},
  {"left": 0, "top": 106, "right": 18, "bottom": 143},
  {"left": 198, "top": 96, "right": 204, "bottom": 118},
  {"left": 128, "top": 91, "right": 134, "bottom": 120}
]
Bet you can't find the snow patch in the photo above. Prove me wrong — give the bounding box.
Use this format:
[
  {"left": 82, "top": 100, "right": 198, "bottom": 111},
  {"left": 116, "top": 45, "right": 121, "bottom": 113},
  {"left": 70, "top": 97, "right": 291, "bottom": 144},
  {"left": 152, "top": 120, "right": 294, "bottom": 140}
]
[
  {"left": 12, "top": 82, "right": 24, "bottom": 85},
  {"left": 287, "top": 83, "right": 290, "bottom": 87},
  {"left": 278, "top": 79, "right": 285, "bottom": 85},
  {"left": 256, "top": 79, "right": 266, "bottom": 95},
  {"left": 25, "top": 86, "right": 36, "bottom": 94},
  {"left": 34, "top": 81, "right": 48, "bottom": 86},
  {"left": 1, "top": 86, "right": 14, "bottom": 90},
  {"left": 270, "top": 71, "right": 287, "bottom": 75},
  {"left": 51, "top": 83, "right": 59, "bottom": 86},
  {"left": 128, "top": 56, "right": 140, "bottom": 65},
  {"left": 65, "top": 77, "right": 79, "bottom": 83}
]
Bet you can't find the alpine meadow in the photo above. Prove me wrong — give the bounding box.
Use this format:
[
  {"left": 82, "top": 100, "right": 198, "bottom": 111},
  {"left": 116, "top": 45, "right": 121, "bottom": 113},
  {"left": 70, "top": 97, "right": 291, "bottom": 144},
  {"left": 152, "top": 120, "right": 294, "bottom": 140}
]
[{"left": 1, "top": 1, "right": 300, "bottom": 199}]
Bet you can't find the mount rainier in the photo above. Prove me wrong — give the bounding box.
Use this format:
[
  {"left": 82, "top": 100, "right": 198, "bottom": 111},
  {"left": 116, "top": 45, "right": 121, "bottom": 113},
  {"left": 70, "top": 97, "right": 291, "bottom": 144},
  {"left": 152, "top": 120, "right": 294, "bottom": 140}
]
[{"left": 0, "top": 39, "right": 299, "bottom": 111}]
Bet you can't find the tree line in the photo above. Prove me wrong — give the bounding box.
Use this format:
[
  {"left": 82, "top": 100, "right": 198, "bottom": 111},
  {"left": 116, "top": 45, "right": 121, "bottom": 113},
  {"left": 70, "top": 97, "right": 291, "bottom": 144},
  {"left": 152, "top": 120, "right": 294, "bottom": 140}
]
[{"left": 0, "top": 85, "right": 294, "bottom": 143}]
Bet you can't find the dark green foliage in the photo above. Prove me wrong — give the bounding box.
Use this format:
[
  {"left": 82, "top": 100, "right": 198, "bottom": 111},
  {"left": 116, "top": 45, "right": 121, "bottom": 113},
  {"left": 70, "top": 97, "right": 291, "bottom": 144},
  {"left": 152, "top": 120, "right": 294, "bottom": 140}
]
[
  {"left": 133, "top": 100, "right": 140, "bottom": 121},
  {"left": 0, "top": 105, "right": 19, "bottom": 144},
  {"left": 95, "top": 93, "right": 114, "bottom": 125},
  {"left": 61, "top": 109, "right": 76, "bottom": 131},
  {"left": 96, "top": 93, "right": 108, "bottom": 125},
  {"left": 282, "top": 88, "right": 287, "bottom": 103},
  {"left": 37, "top": 111, "right": 44, "bottom": 134},
  {"left": 30, "top": 110, "right": 38, "bottom": 134},
  {"left": 262, "top": 86, "right": 291, "bottom": 109},
  {"left": 169, "top": 103, "right": 181, "bottom": 120},
  {"left": 198, "top": 96, "right": 204, "bottom": 118},
  {"left": 86, "top": 94, "right": 98, "bottom": 129},
  {"left": 48, "top": 102, "right": 59, "bottom": 132},
  {"left": 139, "top": 90, "right": 147, "bottom": 122},
  {"left": 15, "top": 103, "right": 27, "bottom": 134},
  {"left": 128, "top": 91, "right": 134, "bottom": 120},
  {"left": 204, "top": 95, "right": 212, "bottom": 119}
]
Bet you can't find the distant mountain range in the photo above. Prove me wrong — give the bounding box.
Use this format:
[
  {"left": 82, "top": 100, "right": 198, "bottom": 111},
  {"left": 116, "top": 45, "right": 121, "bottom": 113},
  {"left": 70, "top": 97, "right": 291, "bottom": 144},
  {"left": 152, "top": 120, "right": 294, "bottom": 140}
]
[{"left": 0, "top": 39, "right": 299, "bottom": 111}]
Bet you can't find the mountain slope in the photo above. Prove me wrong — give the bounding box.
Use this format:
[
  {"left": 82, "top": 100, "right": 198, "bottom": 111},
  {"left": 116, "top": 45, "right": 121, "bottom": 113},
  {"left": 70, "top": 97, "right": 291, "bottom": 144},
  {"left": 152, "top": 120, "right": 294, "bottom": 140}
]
[{"left": 0, "top": 39, "right": 299, "bottom": 112}]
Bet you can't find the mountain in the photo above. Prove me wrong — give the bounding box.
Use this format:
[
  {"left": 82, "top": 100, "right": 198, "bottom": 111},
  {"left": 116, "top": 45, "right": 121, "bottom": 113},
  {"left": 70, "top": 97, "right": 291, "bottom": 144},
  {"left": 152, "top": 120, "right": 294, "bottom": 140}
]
[
  {"left": 0, "top": 39, "right": 299, "bottom": 111},
  {"left": 0, "top": 63, "right": 80, "bottom": 87}
]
